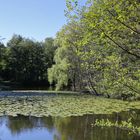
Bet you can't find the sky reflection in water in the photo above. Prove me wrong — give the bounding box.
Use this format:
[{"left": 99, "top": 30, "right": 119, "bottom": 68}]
[{"left": 0, "top": 110, "right": 140, "bottom": 140}]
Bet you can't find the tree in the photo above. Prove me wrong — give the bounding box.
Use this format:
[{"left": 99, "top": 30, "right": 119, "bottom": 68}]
[
  {"left": 6, "top": 35, "right": 46, "bottom": 83},
  {"left": 43, "top": 37, "right": 57, "bottom": 67},
  {"left": 48, "top": 0, "right": 140, "bottom": 99},
  {"left": 0, "top": 43, "right": 6, "bottom": 80}
]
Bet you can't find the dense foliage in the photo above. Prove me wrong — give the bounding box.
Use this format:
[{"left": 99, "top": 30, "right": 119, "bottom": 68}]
[
  {"left": 0, "top": 0, "right": 140, "bottom": 99},
  {"left": 0, "top": 35, "right": 56, "bottom": 86},
  {"left": 48, "top": 0, "right": 140, "bottom": 99}
]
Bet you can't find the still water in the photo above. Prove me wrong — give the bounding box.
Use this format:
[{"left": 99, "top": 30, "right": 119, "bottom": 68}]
[{"left": 0, "top": 110, "right": 140, "bottom": 140}]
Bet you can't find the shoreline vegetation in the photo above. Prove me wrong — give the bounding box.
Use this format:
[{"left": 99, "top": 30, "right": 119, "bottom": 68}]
[{"left": 0, "top": 81, "right": 140, "bottom": 100}]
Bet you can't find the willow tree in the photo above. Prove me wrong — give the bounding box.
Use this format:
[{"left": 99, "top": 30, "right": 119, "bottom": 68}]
[
  {"left": 48, "top": 22, "right": 83, "bottom": 91},
  {"left": 48, "top": 0, "right": 140, "bottom": 99}
]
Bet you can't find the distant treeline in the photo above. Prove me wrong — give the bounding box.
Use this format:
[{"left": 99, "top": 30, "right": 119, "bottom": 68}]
[{"left": 0, "top": 35, "right": 57, "bottom": 87}]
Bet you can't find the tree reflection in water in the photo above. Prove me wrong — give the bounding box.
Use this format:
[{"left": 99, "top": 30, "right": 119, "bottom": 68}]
[{"left": 0, "top": 110, "right": 140, "bottom": 140}]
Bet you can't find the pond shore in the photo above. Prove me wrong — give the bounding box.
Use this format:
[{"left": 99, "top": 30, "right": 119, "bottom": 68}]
[{"left": 0, "top": 90, "right": 80, "bottom": 97}]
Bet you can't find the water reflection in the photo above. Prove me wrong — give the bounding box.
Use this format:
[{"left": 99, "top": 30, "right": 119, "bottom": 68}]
[{"left": 0, "top": 110, "right": 140, "bottom": 140}]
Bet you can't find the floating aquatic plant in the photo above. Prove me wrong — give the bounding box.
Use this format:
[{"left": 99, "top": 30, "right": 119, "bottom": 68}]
[{"left": 0, "top": 95, "right": 140, "bottom": 117}]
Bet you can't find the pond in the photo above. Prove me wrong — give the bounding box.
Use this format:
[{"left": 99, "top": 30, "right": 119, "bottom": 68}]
[
  {"left": 0, "top": 92, "right": 140, "bottom": 140},
  {"left": 0, "top": 110, "right": 140, "bottom": 140}
]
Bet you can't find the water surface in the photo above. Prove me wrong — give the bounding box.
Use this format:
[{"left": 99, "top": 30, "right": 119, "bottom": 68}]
[{"left": 0, "top": 110, "right": 140, "bottom": 140}]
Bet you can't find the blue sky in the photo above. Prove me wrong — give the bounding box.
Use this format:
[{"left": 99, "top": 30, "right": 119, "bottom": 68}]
[{"left": 0, "top": 0, "right": 68, "bottom": 44}]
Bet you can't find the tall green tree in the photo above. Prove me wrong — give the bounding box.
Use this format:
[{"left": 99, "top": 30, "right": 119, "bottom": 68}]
[
  {"left": 43, "top": 37, "right": 57, "bottom": 67},
  {"left": 0, "top": 43, "right": 6, "bottom": 80},
  {"left": 6, "top": 35, "right": 46, "bottom": 83},
  {"left": 48, "top": 0, "right": 140, "bottom": 99}
]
